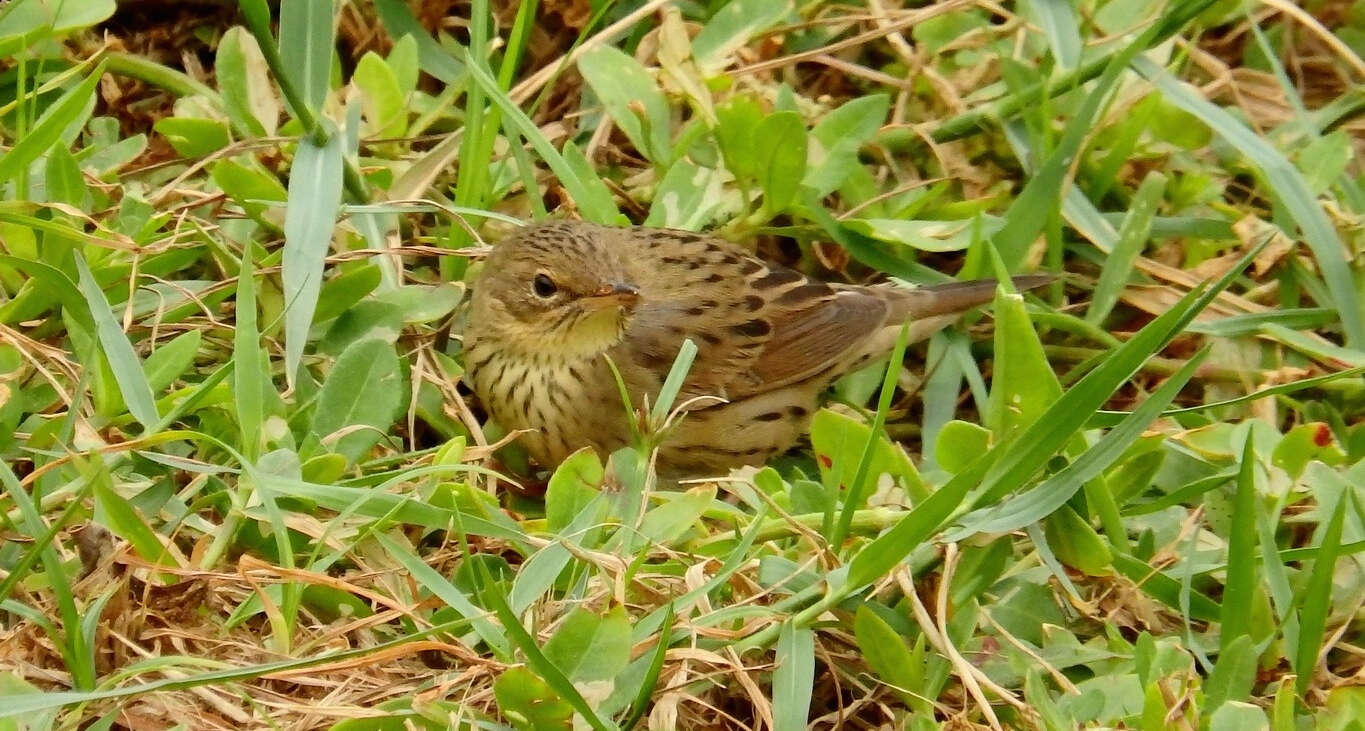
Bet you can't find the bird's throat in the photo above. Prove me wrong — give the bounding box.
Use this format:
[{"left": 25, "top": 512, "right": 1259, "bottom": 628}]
[{"left": 556, "top": 305, "right": 630, "bottom": 358}]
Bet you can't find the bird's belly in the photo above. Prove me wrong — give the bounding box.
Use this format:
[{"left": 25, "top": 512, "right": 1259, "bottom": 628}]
[
  {"left": 470, "top": 349, "right": 822, "bottom": 476},
  {"left": 656, "top": 385, "right": 819, "bottom": 475}
]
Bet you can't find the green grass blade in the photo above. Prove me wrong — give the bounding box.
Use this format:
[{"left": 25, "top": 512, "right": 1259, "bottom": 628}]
[
  {"left": 649, "top": 338, "right": 698, "bottom": 425},
  {"left": 472, "top": 559, "right": 612, "bottom": 731},
  {"left": 992, "top": 18, "right": 1168, "bottom": 269},
  {"left": 1220, "top": 432, "right": 1260, "bottom": 651},
  {"left": 0, "top": 461, "right": 93, "bottom": 689},
  {"left": 772, "top": 622, "right": 815, "bottom": 731},
  {"left": 0, "top": 61, "right": 103, "bottom": 185},
  {"left": 847, "top": 242, "right": 1261, "bottom": 591},
  {"left": 948, "top": 346, "right": 1208, "bottom": 538},
  {"left": 282, "top": 130, "right": 345, "bottom": 385},
  {"left": 621, "top": 602, "right": 673, "bottom": 731},
  {"left": 1087, "top": 171, "right": 1164, "bottom": 324},
  {"left": 234, "top": 245, "right": 265, "bottom": 460},
  {"left": 1111, "top": 552, "right": 1221, "bottom": 622},
  {"left": 371, "top": 0, "right": 464, "bottom": 84},
  {"left": 831, "top": 323, "right": 909, "bottom": 547},
  {"left": 455, "top": 45, "right": 622, "bottom": 225},
  {"left": 278, "top": 0, "right": 334, "bottom": 116},
  {"left": 1293, "top": 486, "right": 1347, "bottom": 694},
  {"left": 373, "top": 533, "right": 509, "bottom": 657},
  {"left": 73, "top": 254, "right": 159, "bottom": 431},
  {"left": 1132, "top": 55, "right": 1365, "bottom": 348}
]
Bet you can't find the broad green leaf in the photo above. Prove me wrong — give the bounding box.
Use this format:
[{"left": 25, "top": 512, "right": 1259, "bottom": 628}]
[
  {"left": 1043, "top": 504, "right": 1112, "bottom": 576},
  {"left": 312, "top": 263, "right": 383, "bottom": 322},
  {"left": 752, "top": 111, "right": 806, "bottom": 216},
  {"left": 542, "top": 605, "right": 632, "bottom": 683},
  {"left": 386, "top": 34, "right": 419, "bottom": 97},
  {"left": 1209, "top": 702, "right": 1269, "bottom": 731},
  {"left": 637, "top": 484, "right": 715, "bottom": 547},
  {"left": 211, "top": 158, "right": 287, "bottom": 228},
  {"left": 217, "top": 26, "right": 279, "bottom": 137},
  {"left": 853, "top": 605, "right": 924, "bottom": 709},
  {"left": 715, "top": 95, "right": 764, "bottom": 183},
  {"left": 934, "top": 420, "right": 991, "bottom": 474},
  {"left": 373, "top": 283, "right": 464, "bottom": 324},
  {"left": 986, "top": 286, "right": 1061, "bottom": 438},
  {"left": 804, "top": 94, "right": 888, "bottom": 197},
  {"left": 494, "top": 667, "right": 573, "bottom": 731},
  {"left": 545, "top": 448, "right": 603, "bottom": 534},
  {"left": 354, "top": 50, "right": 407, "bottom": 137},
  {"left": 142, "top": 330, "right": 201, "bottom": 394},
  {"left": 282, "top": 129, "right": 345, "bottom": 384},
  {"left": 0, "top": 0, "right": 114, "bottom": 57},
  {"left": 309, "top": 338, "right": 403, "bottom": 465},
  {"left": 692, "top": 0, "right": 793, "bottom": 71},
  {"left": 578, "top": 45, "right": 671, "bottom": 164},
  {"left": 153, "top": 117, "right": 231, "bottom": 158},
  {"left": 844, "top": 216, "right": 1003, "bottom": 253},
  {"left": 810, "top": 409, "right": 922, "bottom": 501},
  {"left": 1205, "top": 634, "right": 1256, "bottom": 713},
  {"left": 644, "top": 159, "right": 725, "bottom": 230},
  {"left": 43, "top": 144, "right": 88, "bottom": 209}
]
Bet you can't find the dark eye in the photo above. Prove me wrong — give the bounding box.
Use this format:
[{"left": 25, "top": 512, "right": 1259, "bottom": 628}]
[{"left": 532, "top": 273, "right": 558, "bottom": 298}]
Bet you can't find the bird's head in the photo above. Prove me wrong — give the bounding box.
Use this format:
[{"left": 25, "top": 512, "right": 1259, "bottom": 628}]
[{"left": 468, "top": 223, "right": 640, "bottom": 356}]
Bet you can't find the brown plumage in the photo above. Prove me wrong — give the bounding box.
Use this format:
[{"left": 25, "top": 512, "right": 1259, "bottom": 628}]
[{"left": 463, "top": 221, "right": 1048, "bottom": 475}]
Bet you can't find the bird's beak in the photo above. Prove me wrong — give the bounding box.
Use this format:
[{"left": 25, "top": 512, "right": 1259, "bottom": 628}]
[{"left": 582, "top": 282, "right": 640, "bottom": 310}]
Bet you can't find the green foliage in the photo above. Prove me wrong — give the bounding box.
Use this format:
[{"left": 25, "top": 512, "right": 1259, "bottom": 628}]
[{"left": 0, "top": 0, "right": 1363, "bottom": 728}]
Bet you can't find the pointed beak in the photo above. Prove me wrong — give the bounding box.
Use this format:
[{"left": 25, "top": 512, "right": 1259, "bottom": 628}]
[{"left": 582, "top": 282, "right": 640, "bottom": 310}]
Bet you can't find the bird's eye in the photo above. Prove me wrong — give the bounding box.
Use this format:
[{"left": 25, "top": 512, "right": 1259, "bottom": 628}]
[{"left": 532, "top": 273, "right": 558, "bottom": 298}]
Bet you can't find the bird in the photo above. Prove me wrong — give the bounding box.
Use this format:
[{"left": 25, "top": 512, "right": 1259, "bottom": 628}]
[{"left": 462, "top": 221, "right": 1049, "bottom": 476}]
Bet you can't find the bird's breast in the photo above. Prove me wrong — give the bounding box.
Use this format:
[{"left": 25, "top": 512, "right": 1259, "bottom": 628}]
[{"left": 466, "top": 345, "right": 629, "bottom": 466}]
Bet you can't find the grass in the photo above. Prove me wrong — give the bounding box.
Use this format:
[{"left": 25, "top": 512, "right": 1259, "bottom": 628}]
[{"left": 1, "top": 0, "right": 1365, "bottom": 728}]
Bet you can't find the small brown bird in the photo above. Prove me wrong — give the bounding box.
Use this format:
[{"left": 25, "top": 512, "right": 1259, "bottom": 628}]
[{"left": 464, "top": 221, "right": 1047, "bottom": 476}]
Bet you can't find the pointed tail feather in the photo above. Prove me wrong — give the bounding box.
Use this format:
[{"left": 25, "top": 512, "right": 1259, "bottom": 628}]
[{"left": 894, "top": 274, "right": 1052, "bottom": 319}]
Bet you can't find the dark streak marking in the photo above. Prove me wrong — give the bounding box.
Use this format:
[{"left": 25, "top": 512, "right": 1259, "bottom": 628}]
[
  {"left": 776, "top": 283, "right": 832, "bottom": 305},
  {"left": 752, "top": 269, "right": 803, "bottom": 289},
  {"left": 730, "top": 318, "right": 772, "bottom": 337}
]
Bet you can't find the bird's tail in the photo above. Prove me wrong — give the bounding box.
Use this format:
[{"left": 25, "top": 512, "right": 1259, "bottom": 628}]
[{"left": 893, "top": 274, "right": 1052, "bottom": 319}]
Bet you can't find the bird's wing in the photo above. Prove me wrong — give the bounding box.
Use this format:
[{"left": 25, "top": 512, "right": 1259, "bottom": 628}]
[
  {"left": 740, "top": 287, "right": 890, "bottom": 393},
  {"left": 614, "top": 227, "right": 890, "bottom": 405}
]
